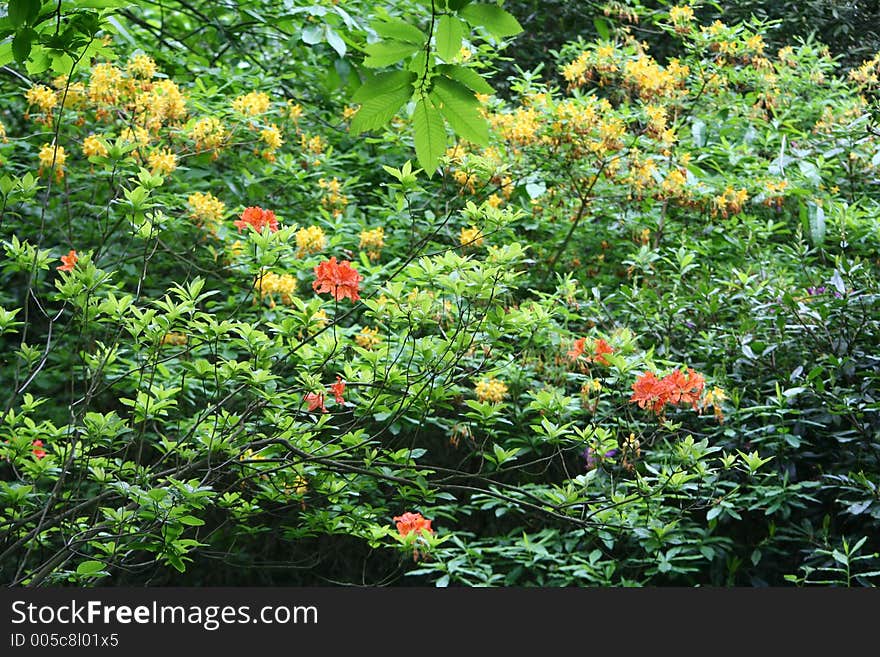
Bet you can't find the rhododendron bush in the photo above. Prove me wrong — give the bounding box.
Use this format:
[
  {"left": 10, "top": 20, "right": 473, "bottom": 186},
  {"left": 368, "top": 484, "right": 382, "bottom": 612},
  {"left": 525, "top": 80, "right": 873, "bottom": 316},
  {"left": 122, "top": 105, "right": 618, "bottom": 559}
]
[{"left": 0, "top": 1, "right": 879, "bottom": 587}]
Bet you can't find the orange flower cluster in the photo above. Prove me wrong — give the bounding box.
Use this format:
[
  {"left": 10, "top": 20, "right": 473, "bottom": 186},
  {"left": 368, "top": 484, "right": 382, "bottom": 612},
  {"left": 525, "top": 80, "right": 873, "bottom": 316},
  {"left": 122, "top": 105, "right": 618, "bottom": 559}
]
[
  {"left": 393, "top": 512, "right": 433, "bottom": 538},
  {"left": 57, "top": 250, "right": 78, "bottom": 272},
  {"left": 234, "top": 206, "right": 279, "bottom": 233},
  {"left": 304, "top": 376, "right": 347, "bottom": 414},
  {"left": 567, "top": 337, "right": 614, "bottom": 366},
  {"left": 312, "top": 257, "right": 363, "bottom": 302},
  {"left": 31, "top": 440, "right": 47, "bottom": 459},
  {"left": 630, "top": 368, "right": 705, "bottom": 414}
]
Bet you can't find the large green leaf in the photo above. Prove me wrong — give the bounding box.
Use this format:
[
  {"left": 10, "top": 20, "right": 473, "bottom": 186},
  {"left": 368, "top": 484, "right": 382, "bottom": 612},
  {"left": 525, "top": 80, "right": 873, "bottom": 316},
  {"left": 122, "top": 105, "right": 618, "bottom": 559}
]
[
  {"left": 373, "top": 18, "right": 426, "bottom": 45},
  {"left": 436, "top": 63, "right": 494, "bottom": 95},
  {"left": 412, "top": 96, "right": 446, "bottom": 175},
  {"left": 363, "top": 40, "right": 422, "bottom": 68},
  {"left": 353, "top": 70, "right": 416, "bottom": 103},
  {"left": 351, "top": 84, "right": 414, "bottom": 134},
  {"left": 435, "top": 15, "right": 467, "bottom": 61},
  {"left": 460, "top": 3, "right": 523, "bottom": 38},
  {"left": 430, "top": 76, "right": 488, "bottom": 146},
  {"left": 8, "top": 0, "right": 41, "bottom": 28}
]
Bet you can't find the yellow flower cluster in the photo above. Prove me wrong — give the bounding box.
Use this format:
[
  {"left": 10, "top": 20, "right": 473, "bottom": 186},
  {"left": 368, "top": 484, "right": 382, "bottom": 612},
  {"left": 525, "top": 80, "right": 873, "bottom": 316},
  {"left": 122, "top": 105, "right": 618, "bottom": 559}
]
[
  {"left": 160, "top": 331, "right": 188, "bottom": 346},
  {"left": 82, "top": 135, "right": 108, "bottom": 158},
  {"left": 762, "top": 179, "right": 788, "bottom": 209},
  {"left": 849, "top": 54, "right": 880, "bottom": 88},
  {"left": 38, "top": 143, "right": 66, "bottom": 181},
  {"left": 121, "top": 125, "right": 150, "bottom": 147},
  {"left": 355, "top": 326, "right": 381, "bottom": 349},
  {"left": 25, "top": 84, "right": 58, "bottom": 116},
  {"left": 0, "top": 120, "right": 6, "bottom": 142},
  {"left": 669, "top": 5, "right": 695, "bottom": 27},
  {"left": 135, "top": 79, "right": 187, "bottom": 131},
  {"left": 460, "top": 226, "right": 484, "bottom": 248},
  {"left": 188, "top": 192, "right": 226, "bottom": 232},
  {"left": 287, "top": 101, "right": 304, "bottom": 121},
  {"left": 147, "top": 148, "right": 177, "bottom": 176},
  {"left": 318, "top": 177, "right": 348, "bottom": 217},
  {"left": 190, "top": 116, "right": 228, "bottom": 156},
  {"left": 711, "top": 186, "right": 748, "bottom": 218},
  {"left": 490, "top": 106, "right": 541, "bottom": 145},
  {"left": 255, "top": 271, "right": 298, "bottom": 307},
  {"left": 260, "top": 124, "right": 284, "bottom": 160},
  {"left": 88, "top": 62, "right": 124, "bottom": 105},
  {"left": 127, "top": 54, "right": 158, "bottom": 79},
  {"left": 359, "top": 227, "right": 385, "bottom": 261},
  {"left": 623, "top": 54, "right": 689, "bottom": 101},
  {"left": 475, "top": 378, "right": 508, "bottom": 404},
  {"left": 52, "top": 75, "right": 86, "bottom": 109},
  {"left": 296, "top": 225, "right": 327, "bottom": 257},
  {"left": 232, "top": 91, "right": 271, "bottom": 116}
]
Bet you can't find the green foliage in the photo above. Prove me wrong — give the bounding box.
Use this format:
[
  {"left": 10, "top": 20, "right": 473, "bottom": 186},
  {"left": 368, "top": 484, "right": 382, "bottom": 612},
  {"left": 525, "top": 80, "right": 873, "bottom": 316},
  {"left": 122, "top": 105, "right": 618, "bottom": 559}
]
[{"left": 0, "top": 0, "right": 879, "bottom": 588}]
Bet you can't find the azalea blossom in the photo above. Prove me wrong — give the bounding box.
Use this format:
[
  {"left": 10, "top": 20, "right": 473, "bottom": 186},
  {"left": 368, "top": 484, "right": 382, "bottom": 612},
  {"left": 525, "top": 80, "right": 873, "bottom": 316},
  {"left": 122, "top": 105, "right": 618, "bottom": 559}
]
[
  {"left": 234, "top": 206, "right": 279, "bottom": 233},
  {"left": 31, "top": 440, "right": 46, "bottom": 459},
  {"left": 393, "top": 512, "right": 433, "bottom": 538},
  {"left": 330, "top": 376, "right": 346, "bottom": 404},
  {"left": 57, "top": 250, "right": 78, "bottom": 272},
  {"left": 312, "top": 256, "right": 363, "bottom": 302},
  {"left": 304, "top": 392, "right": 327, "bottom": 413},
  {"left": 630, "top": 368, "right": 707, "bottom": 414}
]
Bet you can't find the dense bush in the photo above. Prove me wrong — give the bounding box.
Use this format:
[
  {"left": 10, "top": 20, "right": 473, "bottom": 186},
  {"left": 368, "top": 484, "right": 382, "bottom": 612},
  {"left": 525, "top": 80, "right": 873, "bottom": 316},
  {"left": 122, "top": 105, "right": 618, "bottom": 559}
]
[{"left": 1, "top": 1, "right": 879, "bottom": 586}]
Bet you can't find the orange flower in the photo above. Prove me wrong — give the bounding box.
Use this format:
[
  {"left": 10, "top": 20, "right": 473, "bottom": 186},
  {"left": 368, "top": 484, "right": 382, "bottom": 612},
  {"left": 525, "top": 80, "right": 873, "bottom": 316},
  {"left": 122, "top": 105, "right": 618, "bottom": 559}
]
[
  {"left": 630, "top": 368, "right": 707, "bottom": 414},
  {"left": 234, "top": 206, "right": 279, "bottom": 233},
  {"left": 305, "top": 392, "right": 326, "bottom": 413},
  {"left": 31, "top": 440, "right": 46, "bottom": 459},
  {"left": 312, "top": 257, "right": 363, "bottom": 302},
  {"left": 57, "top": 249, "right": 78, "bottom": 272},
  {"left": 393, "top": 512, "right": 433, "bottom": 538},
  {"left": 591, "top": 338, "right": 614, "bottom": 365},
  {"left": 630, "top": 371, "right": 672, "bottom": 413},
  {"left": 566, "top": 337, "right": 587, "bottom": 361},
  {"left": 330, "top": 376, "right": 346, "bottom": 404}
]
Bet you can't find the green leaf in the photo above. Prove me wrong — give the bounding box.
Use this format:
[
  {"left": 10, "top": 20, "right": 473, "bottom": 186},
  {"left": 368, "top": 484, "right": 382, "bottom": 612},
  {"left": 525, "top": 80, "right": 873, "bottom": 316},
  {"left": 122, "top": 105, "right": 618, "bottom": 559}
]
[
  {"left": 460, "top": 4, "right": 523, "bottom": 38},
  {"left": 76, "top": 560, "right": 106, "bottom": 576},
  {"left": 430, "top": 76, "right": 488, "bottom": 145},
  {"left": 436, "top": 15, "right": 467, "bottom": 61},
  {"left": 412, "top": 96, "right": 446, "bottom": 175},
  {"left": 12, "top": 28, "right": 35, "bottom": 63},
  {"left": 593, "top": 17, "right": 610, "bottom": 40},
  {"left": 373, "top": 18, "right": 426, "bottom": 45},
  {"left": 178, "top": 515, "right": 205, "bottom": 526},
  {"left": 436, "top": 63, "right": 494, "bottom": 94},
  {"left": 325, "top": 26, "right": 346, "bottom": 57},
  {"left": 301, "top": 25, "right": 323, "bottom": 45},
  {"left": 351, "top": 84, "right": 414, "bottom": 134},
  {"left": 0, "top": 42, "right": 14, "bottom": 68},
  {"left": 353, "top": 70, "right": 416, "bottom": 103},
  {"left": 363, "top": 40, "right": 422, "bottom": 68},
  {"left": 807, "top": 201, "right": 825, "bottom": 247},
  {"left": 9, "top": 0, "right": 41, "bottom": 28}
]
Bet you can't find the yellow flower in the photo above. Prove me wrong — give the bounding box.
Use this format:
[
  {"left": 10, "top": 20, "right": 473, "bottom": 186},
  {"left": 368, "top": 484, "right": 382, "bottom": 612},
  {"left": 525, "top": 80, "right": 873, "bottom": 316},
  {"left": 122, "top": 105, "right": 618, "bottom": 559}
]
[
  {"left": 287, "top": 101, "right": 304, "bottom": 121},
  {"left": 260, "top": 123, "right": 284, "bottom": 150},
  {"left": 38, "top": 143, "right": 66, "bottom": 180},
  {"left": 458, "top": 46, "right": 472, "bottom": 62},
  {"left": 120, "top": 125, "right": 151, "bottom": 147},
  {"left": 295, "top": 225, "right": 327, "bottom": 257},
  {"left": 460, "top": 225, "right": 484, "bottom": 248},
  {"left": 127, "top": 54, "right": 158, "bottom": 79},
  {"left": 147, "top": 148, "right": 177, "bottom": 176},
  {"left": 0, "top": 120, "right": 6, "bottom": 143},
  {"left": 342, "top": 105, "right": 359, "bottom": 121},
  {"left": 255, "top": 271, "right": 298, "bottom": 307},
  {"left": 355, "top": 326, "right": 381, "bottom": 349},
  {"left": 88, "top": 63, "right": 123, "bottom": 104},
  {"left": 232, "top": 91, "right": 271, "bottom": 116},
  {"left": 359, "top": 227, "right": 385, "bottom": 261},
  {"left": 25, "top": 84, "right": 58, "bottom": 114},
  {"left": 475, "top": 378, "right": 508, "bottom": 404},
  {"left": 190, "top": 116, "right": 227, "bottom": 153},
  {"left": 669, "top": 5, "right": 694, "bottom": 25},
  {"left": 160, "top": 331, "right": 188, "bottom": 346},
  {"left": 82, "top": 135, "right": 109, "bottom": 158},
  {"left": 301, "top": 133, "right": 326, "bottom": 155},
  {"left": 187, "top": 192, "right": 226, "bottom": 232}
]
